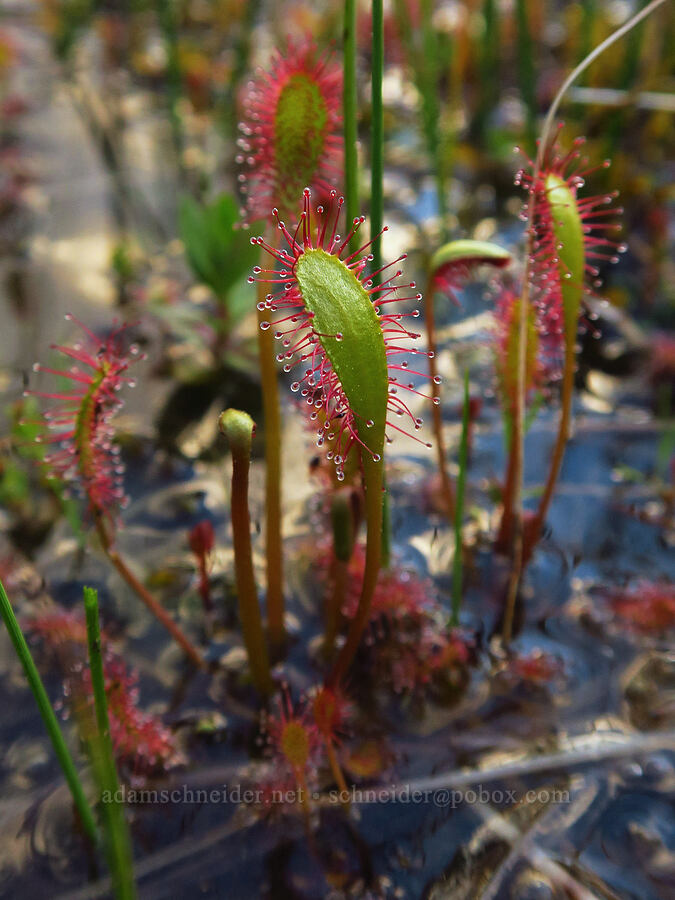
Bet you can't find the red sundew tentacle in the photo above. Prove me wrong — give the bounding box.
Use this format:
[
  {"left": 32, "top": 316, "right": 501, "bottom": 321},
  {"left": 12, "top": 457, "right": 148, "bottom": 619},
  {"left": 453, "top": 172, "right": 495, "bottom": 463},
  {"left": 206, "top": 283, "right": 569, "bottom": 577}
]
[
  {"left": 342, "top": 226, "right": 389, "bottom": 266},
  {"left": 387, "top": 393, "right": 420, "bottom": 419},
  {"left": 52, "top": 345, "right": 100, "bottom": 368},
  {"left": 318, "top": 190, "right": 337, "bottom": 245},
  {"left": 61, "top": 312, "right": 101, "bottom": 345},
  {"left": 40, "top": 431, "right": 77, "bottom": 445},
  {"left": 385, "top": 419, "right": 433, "bottom": 447},
  {"left": 385, "top": 345, "right": 432, "bottom": 356},
  {"left": 381, "top": 325, "right": 421, "bottom": 340},
  {"left": 272, "top": 210, "right": 302, "bottom": 253},
  {"left": 373, "top": 287, "right": 419, "bottom": 305},
  {"left": 335, "top": 216, "right": 366, "bottom": 256},
  {"left": 27, "top": 390, "right": 85, "bottom": 401},
  {"left": 295, "top": 208, "right": 309, "bottom": 248},
  {"left": 272, "top": 311, "right": 311, "bottom": 328},
  {"left": 395, "top": 383, "right": 435, "bottom": 402},
  {"left": 325, "top": 195, "right": 343, "bottom": 252},
  {"left": 368, "top": 273, "right": 404, "bottom": 296},
  {"left": 389, "top": 366, "right": 433, "bottom": 379},
  {"left": 387, "top": 311, "right": 422, "bottom": 322},
  {"left": 251, "top": 275, "right": 297, "bottom": 285},
  {"left": 32, "top": 365, "right": 94, "bottom": 385},
  {"left": 368, "top": 255, "right": 408, "bottom": 282}
]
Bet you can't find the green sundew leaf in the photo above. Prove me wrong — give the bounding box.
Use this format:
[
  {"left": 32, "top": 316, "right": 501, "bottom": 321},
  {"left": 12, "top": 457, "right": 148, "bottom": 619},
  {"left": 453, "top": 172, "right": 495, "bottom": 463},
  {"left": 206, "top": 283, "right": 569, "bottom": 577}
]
[
  {"left": 274, "top": 73, "right": 329, "bottom": 218},
  {"left": 295, "top": 249, "right": 388, "bottom": 460},
  {"left": 179, "top": 194, "right": 260, "bottom": 302},
  {"left": 545, "top": 173, "right": 585, "bottom": 354},
  {"left": 430, "top": 239, "right": 511, "bottom": 280}
]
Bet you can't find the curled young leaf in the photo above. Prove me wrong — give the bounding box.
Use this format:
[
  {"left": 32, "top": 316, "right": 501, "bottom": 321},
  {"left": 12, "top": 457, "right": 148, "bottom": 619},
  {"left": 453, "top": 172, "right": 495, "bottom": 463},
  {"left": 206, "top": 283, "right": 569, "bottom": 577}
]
[{"left": 430, "top": 238, "right": 511, "bottom": 279}]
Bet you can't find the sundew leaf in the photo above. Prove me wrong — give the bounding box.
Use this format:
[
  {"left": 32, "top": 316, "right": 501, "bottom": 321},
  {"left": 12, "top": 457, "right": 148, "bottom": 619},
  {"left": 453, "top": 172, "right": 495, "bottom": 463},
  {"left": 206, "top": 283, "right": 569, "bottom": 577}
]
[
  {"left": 494, "top": 292, "right": 540, "bottom": 437},
  {"left": 544, "top": 173, "right": 585, "bottom": 354},
  {"left": 238, "top": 41, "right": 342, "bottom": 222},
  {"left": 430, "top": 238, "right": 511, "bottom": 280},
  {"left": 253, "top": 190, "right": 429, "bottom": 482},
  {"left": 273, "top": 72, "right": 329, "bottom": 215},
  {"left": 294, "top": 248, "right": 389, "bottom": 461}
]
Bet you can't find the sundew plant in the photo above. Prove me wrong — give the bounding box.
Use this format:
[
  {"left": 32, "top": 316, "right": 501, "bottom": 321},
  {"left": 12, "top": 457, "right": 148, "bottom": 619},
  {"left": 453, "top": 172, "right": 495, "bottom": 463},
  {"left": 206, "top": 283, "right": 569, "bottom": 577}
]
[{"left": 0, "top": 0, "right": 673, "bottom": 897}]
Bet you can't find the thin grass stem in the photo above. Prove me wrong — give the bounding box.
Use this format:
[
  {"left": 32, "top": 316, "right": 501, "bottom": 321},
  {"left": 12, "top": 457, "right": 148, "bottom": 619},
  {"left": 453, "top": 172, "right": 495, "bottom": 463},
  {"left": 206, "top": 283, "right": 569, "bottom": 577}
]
[
  {"left": 83, "top": 587, "right": 137, "bottom": 900},
  {"left": 370, "top": 0, "right": 384, "bottom": 277},
  {"left": 328, "top": 453, "right": 383, "bottom": 686},
  {"left": 344, "top": 0, "right": 359, "bottom": 255},
  {"left": 0, "top": 577, "right": 99, "bottom": 846}
]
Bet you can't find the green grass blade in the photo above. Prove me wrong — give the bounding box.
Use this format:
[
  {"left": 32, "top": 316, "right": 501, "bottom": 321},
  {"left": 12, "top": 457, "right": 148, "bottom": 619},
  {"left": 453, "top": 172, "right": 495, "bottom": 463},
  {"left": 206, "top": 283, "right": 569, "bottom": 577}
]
[
  {"left": 0, "top": 578, "right": 98, "bottom": 845},
  {"left": 515, "top": 0, "right": 536, "bottom": 148},
  {"left": 344, "top": 0, "right": 359, "bottom": 254},
  {"left": 370, "top": 0, "right": 384, "bottom": 276},
  {"left": 84, "top": 587, "right": 137, "bottom": 900}
]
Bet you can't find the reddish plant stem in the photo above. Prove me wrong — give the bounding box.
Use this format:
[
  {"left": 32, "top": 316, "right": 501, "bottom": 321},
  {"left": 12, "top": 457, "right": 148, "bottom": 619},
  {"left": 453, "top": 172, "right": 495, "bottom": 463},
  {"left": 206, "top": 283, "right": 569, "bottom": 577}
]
[
  {"left": 324, "top": 558, "right": 347, "bottom": 660},
  {"left": 296, "top": 767, "right": 312, "bottom": 824},
  {"left": 524, "top": 353, "right": 575, "bottom": 562},
  {"left": 501, "top": 275, "right": 532, "bottom": 645},
  {"left": 220, "top": 410, "right": 274, "bottom": 696},
  {"left": 424, "top": 273, "right": 455, "bottom": 518},
  {"left": 95, "top": 518, "right": 205, "bottom": 669},
  {"left": 325, "top": 740, "right": 350, "bottom": 809},
  {"left": 324, "top": 486, "right": 355, "bottom": 658},
  {"left": 256, "top": 252, "right": 285, "bottom": 651},
  {"left": 327, "top": 453, "right": 383, "bottom": 686},
  {"left": 496, "top": 419, "right": 520, "bottom": 550}
]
